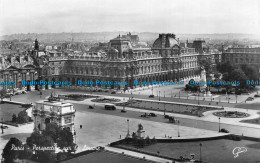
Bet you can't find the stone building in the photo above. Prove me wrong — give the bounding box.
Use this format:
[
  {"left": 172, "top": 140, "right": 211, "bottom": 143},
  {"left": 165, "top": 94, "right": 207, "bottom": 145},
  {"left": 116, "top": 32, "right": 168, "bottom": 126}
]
[
  {"left": 43, "top": 33, "right": 205, "bottom": 90},
  {"left": 32, "top": 98, "right": 75, "bottom": 136},
  {"left": 222, "top": 48, "right": 260, "bottom": 72}
]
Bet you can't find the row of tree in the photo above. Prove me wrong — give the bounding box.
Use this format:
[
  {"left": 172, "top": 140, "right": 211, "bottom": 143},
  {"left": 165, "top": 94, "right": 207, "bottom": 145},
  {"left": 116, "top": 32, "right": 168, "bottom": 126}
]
[
  {"left": 2, "top": 123, "right": 76, "bottom": 163},
  {"left": 216, "top": 62, "right": 259, "bottom": 89}
]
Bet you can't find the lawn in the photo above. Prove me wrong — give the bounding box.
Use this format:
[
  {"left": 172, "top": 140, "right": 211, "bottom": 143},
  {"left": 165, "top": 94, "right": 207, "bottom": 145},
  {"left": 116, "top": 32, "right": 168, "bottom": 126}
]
[
  {"left": 0, "top": 103, "right": 26, "bottom": 121},
  {"left": 121, "top": 139, "right": 260, "bottom": 163},
  {"left": 119, "top": 100, "right": 223, "bottom": 117},
  {"left": 241, "top": 112, "right": 260, "bottom": 125}
]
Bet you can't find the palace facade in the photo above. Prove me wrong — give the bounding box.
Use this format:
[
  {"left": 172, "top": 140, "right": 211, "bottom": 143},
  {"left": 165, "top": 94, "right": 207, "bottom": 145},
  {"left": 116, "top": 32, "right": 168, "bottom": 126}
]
[
  {"left": 42, "top": 33, "right": 207, "bottom": 90},
  {"left": 1, "top": 33, "right": 215, "bottom": 91}
]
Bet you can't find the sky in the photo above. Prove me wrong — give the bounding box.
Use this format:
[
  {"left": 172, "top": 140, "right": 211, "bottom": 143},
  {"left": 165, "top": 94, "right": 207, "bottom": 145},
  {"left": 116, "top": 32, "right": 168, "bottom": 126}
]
[{"left": 0, "top": 0, "right": 260, "bottom": 35}]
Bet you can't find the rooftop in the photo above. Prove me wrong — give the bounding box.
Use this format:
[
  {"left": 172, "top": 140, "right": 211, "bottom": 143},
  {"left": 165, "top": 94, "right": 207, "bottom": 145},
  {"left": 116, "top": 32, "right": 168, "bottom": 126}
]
[{"left": 36, "top": 100, "right": 73, "bottom": 107}]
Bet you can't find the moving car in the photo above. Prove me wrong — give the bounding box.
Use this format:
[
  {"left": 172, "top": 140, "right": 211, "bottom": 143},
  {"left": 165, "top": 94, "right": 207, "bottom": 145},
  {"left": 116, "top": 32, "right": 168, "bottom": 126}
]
[
  {"left": 149, "top": 95, "right": 155, "bottom": 98},
  {"left": 111, "top": 91, "right": 116, "bottom": 94}
]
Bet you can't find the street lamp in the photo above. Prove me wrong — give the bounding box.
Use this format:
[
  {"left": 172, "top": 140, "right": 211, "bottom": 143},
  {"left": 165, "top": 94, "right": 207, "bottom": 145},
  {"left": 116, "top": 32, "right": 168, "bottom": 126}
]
[
  {"left": 1, "top": 118, "right": 4, "bottom": 134},
  {"left": 218, "top": 117, "right": 221, "bottom": 132},
  {"left": 164, "top": 91, "right": 165, "bottom": 98},
  {"left": 197, "top": 92, "right": 200, "bottom": 105},
  {"left": 74, "top": 131, "right": 76, "bottom": 144},
  {"left": 126, "top": 119, "right": 130, "bottom": 138},
  {"left": 159, "top": 91, "right": 160, "bottom": 101},
  {"left": 199, "top": 143, "right": 202, "bottom": 162},
  {"left": 164, "top": 103, "right": 166, "bottom": 116},
  {"left": 236, "top": 95, "right": 237, "bottom": 104},
  {"left": 177, "top": 120, "right": 180, "bottom": 137}
]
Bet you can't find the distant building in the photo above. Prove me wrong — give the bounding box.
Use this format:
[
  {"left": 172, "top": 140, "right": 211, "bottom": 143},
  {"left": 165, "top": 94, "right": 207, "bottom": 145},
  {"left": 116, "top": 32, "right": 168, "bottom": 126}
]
[
  {"left": 222, "top": 48, "right": 260, "bottom": 72},
  {"left": 122, "top": 32, "right": 139, "bottom": 43}
]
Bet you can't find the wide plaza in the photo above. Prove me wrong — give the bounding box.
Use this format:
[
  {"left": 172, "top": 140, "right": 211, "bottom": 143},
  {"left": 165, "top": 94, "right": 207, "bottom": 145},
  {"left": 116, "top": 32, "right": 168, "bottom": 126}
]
[{"left": 1, "top": 84, "right": 260, "bottom": 161}]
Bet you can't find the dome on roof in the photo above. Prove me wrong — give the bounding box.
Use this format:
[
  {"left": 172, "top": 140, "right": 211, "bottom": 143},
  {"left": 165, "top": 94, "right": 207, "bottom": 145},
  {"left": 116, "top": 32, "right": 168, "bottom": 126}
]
[{"left": 153, "top": 33, "right": 179, "bottom": 48}]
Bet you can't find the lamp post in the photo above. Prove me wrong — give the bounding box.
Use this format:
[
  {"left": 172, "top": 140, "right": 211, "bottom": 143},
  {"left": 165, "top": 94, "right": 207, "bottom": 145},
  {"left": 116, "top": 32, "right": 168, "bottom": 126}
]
[
  {"left": 164, "top": 91, "right": 165, "bottom": 98},
  {"left": 236, "top": 95, "right": 237, "bottom": 104},
  {"left": 177, "top": 120, "right": 180, "bottom": 137},
  {"left": 159, "top": 91, "right": 160, "bottom": 101},
  {"left": 127, "top": 119, "right": 130, "bottom": 138},
  {"left": 74, "top": 131, "right": 76, "bottom": 144},
  {"left": 179, "top": 91, "right": 180, "bottom": 99},
  {"left": 197, "top": 92, "right": 200, "bottom": 105},
  {"left": 199, "top": 143, "right": 202, "bottom": 162},
  {"left": 218, "top": 117, "right": 221, "bottom": 132},
  {"left": 164, "top": 103, "right": 166, "bottom": 116},
  {"left": 1, "top": 118, "right": 4, "bottom": 134}
]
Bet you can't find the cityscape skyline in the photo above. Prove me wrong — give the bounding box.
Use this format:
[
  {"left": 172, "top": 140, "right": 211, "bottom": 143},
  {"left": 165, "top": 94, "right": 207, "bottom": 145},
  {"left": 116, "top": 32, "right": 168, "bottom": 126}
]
[{"left": 0, "top": 0, "right": 260, "bottom": 36}]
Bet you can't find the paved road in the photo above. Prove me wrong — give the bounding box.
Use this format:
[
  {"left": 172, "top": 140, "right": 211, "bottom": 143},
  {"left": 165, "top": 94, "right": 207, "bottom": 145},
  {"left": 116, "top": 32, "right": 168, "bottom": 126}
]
[{"left": 10, "top": 89, "right": 260, "bottom": 138}]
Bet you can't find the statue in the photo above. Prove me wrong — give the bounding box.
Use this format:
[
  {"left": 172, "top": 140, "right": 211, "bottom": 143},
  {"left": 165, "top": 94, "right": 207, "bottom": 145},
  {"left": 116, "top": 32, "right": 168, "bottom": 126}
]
[
  {"left": 136, "top": 123, "right": 145, "bottom": 138},
  {"left": 200, "top": 66, "right": 207, "bottom": 89},
  {"left": 201, "top": 67, "right": 212, "bottom": 97}
]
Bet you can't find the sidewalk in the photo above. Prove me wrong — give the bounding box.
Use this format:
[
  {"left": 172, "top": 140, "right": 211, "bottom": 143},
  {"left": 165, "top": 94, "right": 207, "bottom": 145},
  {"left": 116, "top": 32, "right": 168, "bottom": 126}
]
[{"left": 105, "top": 146, "right": 171, "bottom": 163}]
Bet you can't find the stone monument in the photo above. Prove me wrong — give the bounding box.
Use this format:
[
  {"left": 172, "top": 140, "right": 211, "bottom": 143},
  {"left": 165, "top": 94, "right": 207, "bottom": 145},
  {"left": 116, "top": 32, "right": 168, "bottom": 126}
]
[{"left": 200, "top": 67, "right": 212, "bottom": 97}]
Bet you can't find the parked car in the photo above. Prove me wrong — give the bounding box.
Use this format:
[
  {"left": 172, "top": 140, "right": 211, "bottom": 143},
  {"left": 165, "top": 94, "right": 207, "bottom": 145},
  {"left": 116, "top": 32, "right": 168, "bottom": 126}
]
[
  {"left": 149, "top": 95, "right": 155, "bottom": 98},
  {"left": 111, "top": 91, "right": 116, "bottom": 94},
  {"left": 0, "top": 125, "right": 8, "bottom": 129},
  {"left": 246, "top": 97, "right": 254, "bottom": 101},
  {"left": 220, "top": 128, "right": 229, "bottom": 133},
  {"left": 6, "top": 92, "right": 14, "bottom": 97},
  {"left": 164, "top": 115, "right": 170, "bottom": 119},
  {"left": 104, "top": 104, "right": 116, "bottom": 110},
  {"left": 148, "top": 113, "right": 157, "bottom": 117},
  {"left": 254, "top": 94, "right": 260, "bottom": 97},
  {"left": 89, "top": 105, "right": 94, "bottom": 109},
  {"left": 169, "top": 116, "right": 176, "bottom": 123},
  {"left": 121, "top": 109, "right": 127, "bottom": 113},
  {"left": 140, "top": 113, "right": 149, "bottom": 118}
]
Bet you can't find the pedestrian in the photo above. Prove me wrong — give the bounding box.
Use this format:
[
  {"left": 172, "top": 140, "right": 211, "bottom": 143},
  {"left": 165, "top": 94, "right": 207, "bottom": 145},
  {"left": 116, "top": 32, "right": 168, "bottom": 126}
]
[
  {"left": 80, "top": 125, "right": 82, "bottom": 129},
  {"left": 120, "top": 135, "right": 121, "bottom": 139}
]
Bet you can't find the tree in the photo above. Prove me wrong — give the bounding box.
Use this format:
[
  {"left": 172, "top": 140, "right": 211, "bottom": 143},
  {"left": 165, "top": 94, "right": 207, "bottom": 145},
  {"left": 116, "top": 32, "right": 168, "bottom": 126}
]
[
  {"left": 57, "top": 128, "right": 75, "bottom": 152},
  {"left": 240, "top": 64, "right": 259, "bottom": 81},
  {"left": 26, "top": 132, "right": 56, "bottom": 163},
  {"left": 230, "top": 68, "right": 248, "bottom": 88},
  {"left": 199, "top": 56, "right": 215, "bottom": 75},
  {"left": 43, "top": 123, "right": 76, "bottom": 153},
  {"left": 12, "top": 114, "right": 17, "bottom": 123},
  {"left": 17, "top": 110, "right": 29, "bottom": 124},
  {"left": 0, "top": 89, "right": 7, "bottom": 101},
  {"left": 2, "top": 137, "right": 23, "bottom": 163}
]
